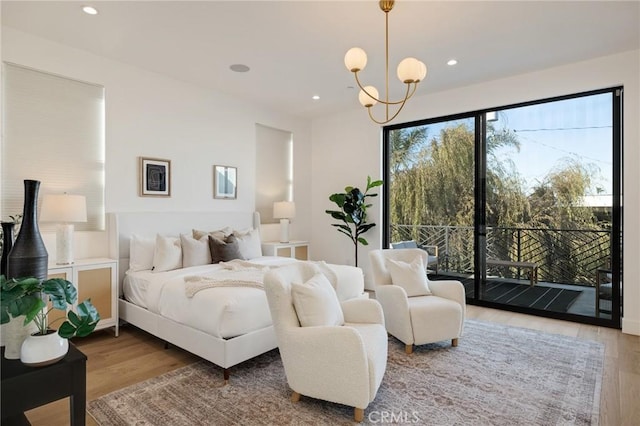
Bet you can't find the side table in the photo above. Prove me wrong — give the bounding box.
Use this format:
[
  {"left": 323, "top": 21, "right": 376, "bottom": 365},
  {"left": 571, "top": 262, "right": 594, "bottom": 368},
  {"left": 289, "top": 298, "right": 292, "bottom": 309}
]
[{"left": 1, "top": 343, "right": 87, "bottom": 425}]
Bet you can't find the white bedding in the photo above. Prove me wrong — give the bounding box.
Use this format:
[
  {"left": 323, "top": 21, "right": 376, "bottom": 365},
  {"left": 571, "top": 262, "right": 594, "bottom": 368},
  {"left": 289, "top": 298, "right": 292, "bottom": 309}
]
[{"left": 123, "top": 256, "right": 364, "bottom": 339}]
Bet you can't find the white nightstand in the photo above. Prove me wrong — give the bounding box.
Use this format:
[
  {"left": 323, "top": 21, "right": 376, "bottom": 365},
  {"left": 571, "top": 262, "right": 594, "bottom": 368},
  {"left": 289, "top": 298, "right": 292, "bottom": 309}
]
[
  {"left": 261, "top": 241, "right": 309, "bottom": 260},
  {"left": 47, "top": 257, "right": 118, "bottom": 334}
]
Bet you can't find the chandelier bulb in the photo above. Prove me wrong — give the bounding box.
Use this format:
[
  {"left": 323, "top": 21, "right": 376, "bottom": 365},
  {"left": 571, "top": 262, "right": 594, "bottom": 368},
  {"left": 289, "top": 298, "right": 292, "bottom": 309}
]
[
  {"left": 359, "top": 86, "right": 379, "bottom": 107},
  {"left": 397, "top": 57, "right": 427, "bottom": 84},
  {"left": 344, "top": 47, "right": 368, "bottom": 73}
]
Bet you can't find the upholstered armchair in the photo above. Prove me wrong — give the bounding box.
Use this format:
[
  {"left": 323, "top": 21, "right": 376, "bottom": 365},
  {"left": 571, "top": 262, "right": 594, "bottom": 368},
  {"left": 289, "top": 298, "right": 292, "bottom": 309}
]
[
  {"left": 264, "top": 263, "right": 387, "bottom": 422},
  {"left": 369, "top": 248, "right": 465, "bottom": 354}
]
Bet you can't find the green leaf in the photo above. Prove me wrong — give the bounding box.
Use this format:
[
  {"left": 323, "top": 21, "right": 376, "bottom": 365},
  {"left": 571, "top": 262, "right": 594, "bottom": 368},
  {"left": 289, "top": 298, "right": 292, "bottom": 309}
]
[
  {"left": 57, "top": 322, "right": 76, "bottom": 339},
  {"left": 43, "top": 278, "right": 77, "bottom": 310},
  {"left": 357, "top": 237, "right": 369, "bottom": 245}
]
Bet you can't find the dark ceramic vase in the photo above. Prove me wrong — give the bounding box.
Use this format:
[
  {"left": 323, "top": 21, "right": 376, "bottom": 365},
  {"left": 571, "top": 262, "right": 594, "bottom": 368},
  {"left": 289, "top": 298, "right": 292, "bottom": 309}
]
[
  {"left": 7, "top": 180, "right": 48, "bottom": 281},
  {"left": 1, "top": 221, "right": 15, "bottom": 277}
]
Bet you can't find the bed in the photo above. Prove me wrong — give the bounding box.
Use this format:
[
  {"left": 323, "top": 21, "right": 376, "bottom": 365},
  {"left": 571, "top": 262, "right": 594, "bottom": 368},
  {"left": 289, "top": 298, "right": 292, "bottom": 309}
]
[{"left": 107, "top": 211, "right": 364, "bottom": 381}]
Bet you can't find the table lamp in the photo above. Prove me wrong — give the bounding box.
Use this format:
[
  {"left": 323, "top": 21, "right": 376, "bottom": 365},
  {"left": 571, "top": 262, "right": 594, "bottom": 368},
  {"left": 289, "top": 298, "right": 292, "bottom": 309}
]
[
  {"left": 40, "top": 194, "right": 87, "bottom": 265},
  {"left": 273, "top": 201, "right": 296, "bottom": 243}
]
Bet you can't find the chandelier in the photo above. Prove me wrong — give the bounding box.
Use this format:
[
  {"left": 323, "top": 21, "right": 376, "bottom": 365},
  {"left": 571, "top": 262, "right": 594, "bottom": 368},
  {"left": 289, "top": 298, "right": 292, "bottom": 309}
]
[{"left": 344, "top": 0, "right": 427, "bottom": 125}]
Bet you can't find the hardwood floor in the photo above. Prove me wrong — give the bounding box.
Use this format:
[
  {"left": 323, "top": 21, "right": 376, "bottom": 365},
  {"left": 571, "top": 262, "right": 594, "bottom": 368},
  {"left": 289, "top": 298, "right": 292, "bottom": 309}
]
[{"left": 22, "top": 306, "right": 640, "bottom": 425}]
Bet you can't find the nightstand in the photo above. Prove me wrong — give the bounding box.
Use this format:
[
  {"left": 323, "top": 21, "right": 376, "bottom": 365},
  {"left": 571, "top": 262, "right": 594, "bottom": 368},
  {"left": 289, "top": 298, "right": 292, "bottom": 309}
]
[
  {"left": 47, "top": 258, "right": 118, "bottom": 334},
  {"left": 261, "top": 241, "right": 309, "bottom": 260}
]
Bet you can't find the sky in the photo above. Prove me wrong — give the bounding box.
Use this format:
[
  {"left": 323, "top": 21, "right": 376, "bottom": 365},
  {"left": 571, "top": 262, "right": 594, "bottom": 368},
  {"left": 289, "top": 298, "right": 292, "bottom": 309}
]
[{"left": 415, "top": 91, "right": 614, "bottom": 200}]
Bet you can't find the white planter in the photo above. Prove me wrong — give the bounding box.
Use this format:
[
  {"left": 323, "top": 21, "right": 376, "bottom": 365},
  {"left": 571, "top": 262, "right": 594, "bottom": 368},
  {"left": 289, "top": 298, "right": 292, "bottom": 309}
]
[{"left": 20, "top": 331, "right": 69, "bottom": 367}]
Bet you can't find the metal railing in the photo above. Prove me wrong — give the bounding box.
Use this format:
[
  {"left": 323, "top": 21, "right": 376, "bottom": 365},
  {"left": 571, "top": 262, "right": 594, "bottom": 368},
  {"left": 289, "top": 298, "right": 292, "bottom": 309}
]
[{"left": 391, "top": 224, "right": 610, "bottom": 287}]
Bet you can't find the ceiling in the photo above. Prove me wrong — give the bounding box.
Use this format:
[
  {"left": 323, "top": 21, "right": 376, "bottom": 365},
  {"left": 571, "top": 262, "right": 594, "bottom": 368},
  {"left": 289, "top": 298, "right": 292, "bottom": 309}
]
[{"left": 2, "top": 1, "right": 639, "bottom": 120}]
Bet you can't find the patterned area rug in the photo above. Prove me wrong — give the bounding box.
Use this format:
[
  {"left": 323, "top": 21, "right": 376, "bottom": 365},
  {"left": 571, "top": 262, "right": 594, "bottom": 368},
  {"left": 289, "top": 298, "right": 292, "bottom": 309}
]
[{"left": 88, "top": 320, "right": 603, "bottom": 425}]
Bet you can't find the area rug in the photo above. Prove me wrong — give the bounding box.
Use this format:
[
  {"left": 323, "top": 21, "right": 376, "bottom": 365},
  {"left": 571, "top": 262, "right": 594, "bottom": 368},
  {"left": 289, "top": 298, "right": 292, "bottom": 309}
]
[{"left": 88, "top": 320, "right": 603, "bottom": 425}]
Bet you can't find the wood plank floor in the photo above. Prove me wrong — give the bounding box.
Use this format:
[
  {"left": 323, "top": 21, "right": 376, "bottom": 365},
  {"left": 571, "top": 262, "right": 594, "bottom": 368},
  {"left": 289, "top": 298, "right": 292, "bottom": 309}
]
[{"left": 22, "top": 305, "right": 640, "bottom": 425}]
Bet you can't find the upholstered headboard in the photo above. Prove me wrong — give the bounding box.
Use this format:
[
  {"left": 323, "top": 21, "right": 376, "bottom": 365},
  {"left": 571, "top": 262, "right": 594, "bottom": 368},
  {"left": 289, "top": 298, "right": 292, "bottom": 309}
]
[{"left": 107, "top": 211, "right": 260, "bottom": 295}]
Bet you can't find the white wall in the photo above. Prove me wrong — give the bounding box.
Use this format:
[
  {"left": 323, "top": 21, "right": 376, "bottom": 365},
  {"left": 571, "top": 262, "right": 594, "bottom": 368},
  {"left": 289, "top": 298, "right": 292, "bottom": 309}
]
[
  {"left": 1, "top": 27, "right": 313, "bottom": 254},
  {"left": 311, "top": 50, "right": 640, "bottom": 335}
]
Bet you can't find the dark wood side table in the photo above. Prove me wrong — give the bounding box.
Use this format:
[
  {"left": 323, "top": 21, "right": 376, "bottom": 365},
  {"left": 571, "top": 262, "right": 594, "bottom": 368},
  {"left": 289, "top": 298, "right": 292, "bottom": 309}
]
[{"left": 1, "top": 343, "right": 87, "bottom": 426}]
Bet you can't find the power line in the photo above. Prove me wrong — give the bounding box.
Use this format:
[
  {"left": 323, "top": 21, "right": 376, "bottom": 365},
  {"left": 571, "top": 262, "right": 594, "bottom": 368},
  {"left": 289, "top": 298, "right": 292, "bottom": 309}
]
[{"left": 513, "top": 125, "right": 612, "bottom": 132}]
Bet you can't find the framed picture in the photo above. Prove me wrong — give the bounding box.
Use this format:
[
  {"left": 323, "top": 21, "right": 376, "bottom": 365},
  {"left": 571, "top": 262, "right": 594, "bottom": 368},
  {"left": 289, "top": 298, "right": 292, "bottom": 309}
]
[
  {"left": 139, "top": 157, "right": 171, "bottom": 197},
  {"left": 214, "top": 165, "right": 237, "bottom": 199}
]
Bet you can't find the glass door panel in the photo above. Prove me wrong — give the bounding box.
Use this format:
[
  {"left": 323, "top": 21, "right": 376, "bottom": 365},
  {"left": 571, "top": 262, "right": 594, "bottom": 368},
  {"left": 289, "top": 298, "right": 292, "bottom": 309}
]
[
  {"left": 482, "top": 93, "right": 617, "bottom": 320},
  {"left": 387, "top": 117, "right": 476, "bottom": 297}
]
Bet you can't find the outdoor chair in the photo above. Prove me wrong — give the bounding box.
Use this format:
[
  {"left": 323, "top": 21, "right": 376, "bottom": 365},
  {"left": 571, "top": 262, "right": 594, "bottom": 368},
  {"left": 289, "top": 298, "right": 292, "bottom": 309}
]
[{"left": 391, "top": 240, "right": 438, "bottom": 274}]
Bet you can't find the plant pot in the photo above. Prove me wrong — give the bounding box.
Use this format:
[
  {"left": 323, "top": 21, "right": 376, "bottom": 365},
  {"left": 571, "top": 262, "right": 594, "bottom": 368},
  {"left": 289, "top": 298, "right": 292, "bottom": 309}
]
[{"left": 20, "top": 330, "right": 69, "bottom": 367}]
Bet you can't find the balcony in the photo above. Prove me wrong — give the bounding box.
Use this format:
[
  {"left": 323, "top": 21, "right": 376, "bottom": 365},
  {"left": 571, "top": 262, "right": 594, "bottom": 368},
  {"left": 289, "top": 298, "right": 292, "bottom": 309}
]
[{"left": 391, "top": 224, "right": 616, "bottom": 318}]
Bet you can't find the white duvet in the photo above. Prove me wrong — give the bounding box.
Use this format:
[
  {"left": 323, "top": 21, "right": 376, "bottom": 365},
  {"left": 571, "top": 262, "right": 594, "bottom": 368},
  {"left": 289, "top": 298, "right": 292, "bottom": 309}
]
[{"left": 123, "top": 256, "right": 364, "bottom": 339}]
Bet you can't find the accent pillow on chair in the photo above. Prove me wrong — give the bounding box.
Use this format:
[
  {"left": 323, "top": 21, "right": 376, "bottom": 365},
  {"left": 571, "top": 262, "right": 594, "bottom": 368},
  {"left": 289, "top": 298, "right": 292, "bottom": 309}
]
[
  {"left": 291, "top": 273, "right": 345, "bottom": 327},
  {"left": 386, "top": 256, "right": 432, "bottom": 296}
]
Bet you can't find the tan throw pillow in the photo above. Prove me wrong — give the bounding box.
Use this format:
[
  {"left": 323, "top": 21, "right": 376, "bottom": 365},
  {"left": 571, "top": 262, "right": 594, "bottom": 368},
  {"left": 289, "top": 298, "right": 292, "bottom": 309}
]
[
  {"left": 291, "top": 273, "right": 345, "bottom": 327},
  {"left": 152, "top": 235, "right": 183, "bottom": 272},
  {"left": 208, "top": 235, "right": 243, "bottom": 263},
  {"left": 192, "top": 227, "right": 233, "bottom": 241},
  {"left": 180, "top": 234, "right": 212, "bottom": 267},
  {"left": 386, "top": 256, "right": 432, "bottom": 296}
]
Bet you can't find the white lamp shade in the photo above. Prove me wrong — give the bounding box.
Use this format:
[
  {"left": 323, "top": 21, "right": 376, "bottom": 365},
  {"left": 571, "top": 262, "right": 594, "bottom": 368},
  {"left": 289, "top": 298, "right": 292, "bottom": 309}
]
[
  {"left": 40, "top": 194, "right": 87, "bottom": 223},
  {"left": 358, "top": 86, "right": 379, "bottom": 107},
  {"left": 273, "top": 201, "right": 296, "bottom": 219},
  {"left": 397, "top": 57, "right": 427, "bottom": 83},
  {"left": 344, "top": 47, "right": 367, "bottom": 72}
]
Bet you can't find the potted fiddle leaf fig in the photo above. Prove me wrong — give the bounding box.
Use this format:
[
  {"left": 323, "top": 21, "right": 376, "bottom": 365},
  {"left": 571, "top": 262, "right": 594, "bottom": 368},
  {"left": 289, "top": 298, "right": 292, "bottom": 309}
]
[
  {"left": 325, "top": 176, "right": 383, "bottom": 266},
  {"left": 0, "top": 275, "right": 100, "bottom": 365}
]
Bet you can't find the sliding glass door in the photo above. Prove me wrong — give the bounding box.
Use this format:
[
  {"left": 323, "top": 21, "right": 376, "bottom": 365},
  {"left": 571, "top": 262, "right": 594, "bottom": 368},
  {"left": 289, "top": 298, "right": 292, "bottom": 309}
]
[{"left": 384, "top": 88, "right": 622, "bottom": 328}]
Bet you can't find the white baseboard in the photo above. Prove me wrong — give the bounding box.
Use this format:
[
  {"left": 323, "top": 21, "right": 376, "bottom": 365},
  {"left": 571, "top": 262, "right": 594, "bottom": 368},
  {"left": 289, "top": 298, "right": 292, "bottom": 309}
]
[{"left": 622, "top": 317, "right": 640, "bottom": 336}]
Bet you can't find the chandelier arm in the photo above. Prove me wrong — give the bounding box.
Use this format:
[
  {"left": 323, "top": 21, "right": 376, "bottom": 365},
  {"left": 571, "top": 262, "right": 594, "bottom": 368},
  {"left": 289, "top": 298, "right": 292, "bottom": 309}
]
[
  {"left": 354, "top": 72, "right": 420, "bottom": 106},
  {"left": 366, "top": 84, "right": 413, "bottom": 125}
]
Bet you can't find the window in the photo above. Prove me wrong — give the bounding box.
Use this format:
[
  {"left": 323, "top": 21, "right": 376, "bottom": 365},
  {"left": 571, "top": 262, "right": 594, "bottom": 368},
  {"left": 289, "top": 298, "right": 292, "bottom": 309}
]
[
  {"left": 2, "top": 63, "right": 105, "bottom": 231},
  {"left": 255, "top": 124, "right": 293, "bottom": 223}
]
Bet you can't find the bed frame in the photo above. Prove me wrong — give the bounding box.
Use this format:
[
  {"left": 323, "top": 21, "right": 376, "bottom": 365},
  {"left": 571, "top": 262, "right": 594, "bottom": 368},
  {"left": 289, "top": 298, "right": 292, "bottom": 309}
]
[{"left": 107, "top": 211, "right": 278, "bottom": 381}]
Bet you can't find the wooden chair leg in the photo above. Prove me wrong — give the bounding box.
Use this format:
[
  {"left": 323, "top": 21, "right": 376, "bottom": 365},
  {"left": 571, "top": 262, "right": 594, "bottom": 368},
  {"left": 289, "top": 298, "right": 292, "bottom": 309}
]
[
  {"left": 405, "top": 344, "right": 413, "bottom": 354},
  {"left": 354, "top": 407, "right": 364, "bottom": 422},
  {"left": 291, "top": 391, "right": 301, "bottom": 402},
  {"left": 452, "top": 338, "right": 459, "bottom": 347}
]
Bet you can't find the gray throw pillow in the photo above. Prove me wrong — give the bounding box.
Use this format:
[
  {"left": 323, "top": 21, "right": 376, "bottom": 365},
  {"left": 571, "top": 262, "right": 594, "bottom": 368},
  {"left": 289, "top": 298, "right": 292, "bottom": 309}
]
[{"left": 208, "top": 234, "right": 243, "bottom": 263}]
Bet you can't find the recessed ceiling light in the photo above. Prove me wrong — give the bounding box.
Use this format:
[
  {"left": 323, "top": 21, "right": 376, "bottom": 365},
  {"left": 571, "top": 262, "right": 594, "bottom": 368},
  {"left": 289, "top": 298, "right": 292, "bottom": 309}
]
[
  {"left": 312, "top": 95, "right": 320, "bottom": 100},
  {"left": 230, "top": 64, "right": 250, "bottom": 73},
  {"left": 82, "top": 6, "right": 98, "bottom": 15},
  {"left": 447, "top": 59, "right": 458, "bottom": 66}
]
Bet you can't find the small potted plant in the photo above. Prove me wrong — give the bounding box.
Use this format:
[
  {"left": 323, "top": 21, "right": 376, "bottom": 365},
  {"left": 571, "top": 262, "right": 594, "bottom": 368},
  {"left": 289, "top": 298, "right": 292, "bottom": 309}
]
[{"left": 0, "top": 275, "right": 100, "bottom": 366}]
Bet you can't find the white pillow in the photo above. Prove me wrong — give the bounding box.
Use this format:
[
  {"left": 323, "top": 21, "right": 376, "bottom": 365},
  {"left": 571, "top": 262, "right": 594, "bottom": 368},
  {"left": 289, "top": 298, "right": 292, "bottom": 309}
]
[
  {"left": 292, "top": 273, "right": 344, "bottom": 327},
  {"left": 232, "top": 228, "right": 262, "bottom": 259},
  {"left": 180, "top": 234, "right": 211, "bottom": 267},
  {"left": 386, "top": 256, "right": 432, "bottom": 297},
  {"left": 129, "top": 234, "right": 155, "bottom": 272},
  {"left": 152, "top": 235, "right": 183, "bottom": 272}
]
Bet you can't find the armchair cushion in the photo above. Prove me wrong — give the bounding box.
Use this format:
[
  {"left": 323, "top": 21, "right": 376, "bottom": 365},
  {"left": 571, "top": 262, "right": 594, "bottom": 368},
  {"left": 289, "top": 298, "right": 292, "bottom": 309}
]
[
  {"left": 386, "top": 256, "right": 432, "bottom": 296},
  {"left": 292, "top": 273, "right": 345, "bottom": 327}
]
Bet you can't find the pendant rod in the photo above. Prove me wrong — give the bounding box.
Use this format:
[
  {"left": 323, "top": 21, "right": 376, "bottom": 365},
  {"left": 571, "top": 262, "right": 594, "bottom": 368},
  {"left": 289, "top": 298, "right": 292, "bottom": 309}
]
[{"left": 385, "top": 7, "right": 390, "bottom": 122}]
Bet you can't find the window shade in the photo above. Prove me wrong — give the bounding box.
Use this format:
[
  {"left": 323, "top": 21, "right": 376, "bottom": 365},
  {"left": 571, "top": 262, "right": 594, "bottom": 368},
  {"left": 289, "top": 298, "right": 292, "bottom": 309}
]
[
  {"left": 255, "top": 124, "right": 293, "bottom": 223},
  {"left": 1, "top": 63, "right": 105, "bottom": 232}
]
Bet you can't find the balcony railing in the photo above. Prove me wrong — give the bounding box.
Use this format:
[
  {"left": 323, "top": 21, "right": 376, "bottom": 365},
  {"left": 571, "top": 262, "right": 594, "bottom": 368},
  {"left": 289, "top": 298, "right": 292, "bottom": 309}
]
[{"left": 391, "top": 224, "right": 611, "bottom": 287}]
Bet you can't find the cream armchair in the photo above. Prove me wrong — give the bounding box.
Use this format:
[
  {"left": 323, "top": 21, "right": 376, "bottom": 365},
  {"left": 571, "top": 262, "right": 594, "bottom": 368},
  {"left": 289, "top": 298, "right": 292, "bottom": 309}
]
[
  {"left": 369, "top": 248, "right": 465, "bottom": 354},
  {"left": 264, "top": 263, "right": 387, "bottom": 422}
]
